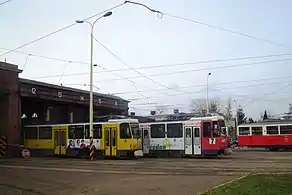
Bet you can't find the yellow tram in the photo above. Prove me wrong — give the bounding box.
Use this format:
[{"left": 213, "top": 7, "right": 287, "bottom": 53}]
[{"left": 23, "top": 119, "right": 142, "bottom": 158}]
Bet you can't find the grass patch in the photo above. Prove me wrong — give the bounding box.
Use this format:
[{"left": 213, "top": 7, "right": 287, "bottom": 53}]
[{"left": 204, "top": 174, "right": 292, "bottom": 195}]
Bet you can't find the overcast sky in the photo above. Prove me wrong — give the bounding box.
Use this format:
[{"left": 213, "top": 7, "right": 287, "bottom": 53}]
[{"left": 1, "top": 0, "right": 292, "bottom": 120}]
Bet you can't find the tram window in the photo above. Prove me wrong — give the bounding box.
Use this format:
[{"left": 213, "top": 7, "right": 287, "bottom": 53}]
[
  {"left": 185, "top": 128, "right": 191, "bottom": 138},
  {"left": 280, "top": 125, "right": 292, "bottom": 135},
  {"left": 120, "top": 123, "right": 132, "bottom": 139},
  {"left": 167, "top": 123, "right": 183, "bottom": 138},
  {"left": 202, "top": 122, "right": 211, "bottom": 137},
  {"left": 85, "top": 124, "right": 102, "bottom": 139},
  {"left": 194, "top": 128, "right": 200, "bottom": 137},
  {"left": 221, "top": 127, "right": 227, "bottom": 136},
  {"left": 68, "top": 125, "right": 84, "bottom": 139},
  {"left": 38, "top": 126, "right": 52, "bottom": 139},
  {"left": 24, "top": 127, "right": 38, "bottom": 139},
  {"left": 143, "top": 129, "right": 149, "bottom": 138},
  {"left": 131, "top": 123, "right": 141, "bottom": 138},
  {"left": 150, "top": 124, "right": 165, "bottom": 138},
  {"left": 213, "top": 121, "right": 219, "bottom": 137},
  {"left": 85, "top": 125, "right": 90, "bottom": 138},
  {"left": 251, "top": 127, "right": 263, "bottom": 135},
  {"left": 266, "top": 126, "right": 279, "bottom": 135},
  {"left": 238, "top": 127, "right": 250, "bottom": 135},
  {"left": 112, "top": 129, "right": 116, "bottom": 147},
  {"left": 218, "top": 120, "right": 225, "bottom": 127}
]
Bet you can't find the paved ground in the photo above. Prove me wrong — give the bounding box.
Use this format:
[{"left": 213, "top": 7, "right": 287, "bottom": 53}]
[{"left": 1, "top": 149, "right": 292, "bottom": 195}]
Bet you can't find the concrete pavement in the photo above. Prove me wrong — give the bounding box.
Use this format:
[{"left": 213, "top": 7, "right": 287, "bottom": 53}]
[{"left": 0, "top": 150, "right": 291, "bottom": 195}]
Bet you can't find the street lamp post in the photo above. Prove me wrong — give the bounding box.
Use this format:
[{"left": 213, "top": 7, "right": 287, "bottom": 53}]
[
  {"left": 76, "top": 11, "right": 112, "bottom": 160},
  {"left": 234, "top": 100, "right": 238, "bottom": 134},
  {"left": 206, "top": 72, "right": 211, "bottom": 116}
]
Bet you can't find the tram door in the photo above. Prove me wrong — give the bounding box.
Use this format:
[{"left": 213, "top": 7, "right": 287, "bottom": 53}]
[
  {"left": 53, "top": 126, "right": 67, "bottom": 155},
  {"left": 142, "top": 128, "right": 150, "bottom": 155},
  {"left": 184, "top": 126, "right": 202, "bottom": 155},
  {"left": 193, "top": 127, "right": 202, "bottom": 155},
  {"left": 105, "top": 127, "right": 117, "bottom": 156}
]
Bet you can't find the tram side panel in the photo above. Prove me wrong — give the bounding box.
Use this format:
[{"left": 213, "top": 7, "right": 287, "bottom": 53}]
[
  {"left": 238, "top": 124, "right": 292, "bottom": 149},
  {"left": 199, "top": 120, "right": 223, "bottom": 156},
  {"left": 140, "top": 120, "right": 226, "bottom": 157},
  {"left": 24, "top": 126, "right": 55, "bottom": 157},
  {"left": 144, "top": 123, "right": 184, "bottom": 157},
  {"left": 66, "top": 124, "right": 104, "bottom": 158}
]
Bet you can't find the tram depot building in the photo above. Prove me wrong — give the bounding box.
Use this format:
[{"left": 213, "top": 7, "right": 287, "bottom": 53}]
[{"left": 0, "top": 61, "right": 129, "bottom": 157}]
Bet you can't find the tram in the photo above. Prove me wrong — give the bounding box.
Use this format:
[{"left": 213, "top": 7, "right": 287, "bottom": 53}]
[
  {"left": 237, "top": 120, "right": 292, "bottom": 150},
  {"left": 221, "top": 126, "right": 235, "bottom": 147},
  {"left": 23, "top": 118, "right": 142, "bottom": 158},
  {"left": 140, "top": 115, "right": 228, "bottom": 157}
]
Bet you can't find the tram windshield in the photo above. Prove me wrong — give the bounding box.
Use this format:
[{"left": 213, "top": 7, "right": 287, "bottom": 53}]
[
  {"left": 221, "top": 127, "right": 227, "bottom": 136},
  {"left": 131, "top": 123, "right": 141, "bottom": 138},
  {"left": 218, "top": 120, "right": 225, "bottom": 128},
  {"left": 213, "top": 121, "right": 220, "bottom": 137}
]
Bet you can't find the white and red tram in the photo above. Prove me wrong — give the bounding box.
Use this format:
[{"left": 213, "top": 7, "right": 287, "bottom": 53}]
[
  {"left": 237, "top": 120, "right": 292, "bottom": 150},
  {"left": 140, "top": 115, "right": 228, "bottom": 157}
]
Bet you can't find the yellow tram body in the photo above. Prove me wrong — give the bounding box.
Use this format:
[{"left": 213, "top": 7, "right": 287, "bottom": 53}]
[{"left": 23, "top": 119, "right": 142, "bottom": 158}]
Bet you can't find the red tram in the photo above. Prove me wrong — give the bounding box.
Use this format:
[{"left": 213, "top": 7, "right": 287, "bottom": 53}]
[{"left": 237, "top": 120, "right": 292, "bottom": 150}]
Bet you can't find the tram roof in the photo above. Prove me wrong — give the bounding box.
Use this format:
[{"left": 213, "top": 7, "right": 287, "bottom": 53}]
[
  {"left": 238, "top": 120, "right": 292, "bottom": 126},
  {"left": 24, "top": 119, "right": 139, "bottom": 127},
  {"left": 189, "top": 115, "right": 224, "bottom": 121}
]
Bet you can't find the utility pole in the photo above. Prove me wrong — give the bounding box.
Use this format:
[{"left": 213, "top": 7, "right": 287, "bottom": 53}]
[
  {"left": 234, "top": 100, "right": 238, "bottom": 137},
  {"left": 76, "top": 11, "right": 112, "bottom": 160},
  {"left": 206, "top": 72, "right": 211, "bottom": 116}
]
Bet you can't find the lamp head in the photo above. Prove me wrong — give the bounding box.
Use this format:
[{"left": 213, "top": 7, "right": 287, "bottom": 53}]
[
  {"left": 103, "top": 11, "right": 112, "bottom": 17},
  {"left": 76, "top": 20, "right": 84, "bottom": 24}
]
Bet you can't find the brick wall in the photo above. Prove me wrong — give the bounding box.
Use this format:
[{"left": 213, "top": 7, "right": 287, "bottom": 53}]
[{"left": 0, "top": 63, "right": 21, "bottom": 156}]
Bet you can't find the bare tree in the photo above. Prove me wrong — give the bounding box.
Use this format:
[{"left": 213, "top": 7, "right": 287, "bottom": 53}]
[
  {"left": 190, "top": 98, "right": 222, "bottom": 116},
  {"left": 223, "top": 97, "right": 233, "bottom": 120}
]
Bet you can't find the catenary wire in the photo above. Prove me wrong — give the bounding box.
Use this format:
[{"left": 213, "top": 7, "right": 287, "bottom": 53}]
[
  {"left": 162, "top": 13, "right": 290, "bottom": 48},
  {"left": 130, "top": 91, "right": 292, "bottom": 113},
  {"left": 111, "top": 75, "right": 292, "bottom": 95},
  {"left": 29, "top": 57, "right": 292, "bottom": 81},
  {"left": 128, "top": 79, "right": 292, "bottom": 102},
  {"left": 93, "top": 36, "right": 189, "bottom": 94},
  {"left": 93, "top": 63, "right": 150, "bottom": 99},
  {"left": 57, "top": 61, "right": 71, "bottom": 85},
  {"left": 0, "top": 0, "right": 14, "bottom": 6},
  {"left": 2, "top": 46, "right": 291, "bottom": 78},
  {"left": 91, "top": 58, "right": 292, "bottom": 83},
  {"left": 25, "top": 52, "right": 292, "bottom": 79},
  {"left": 0, "top": 2, "right": 127, "bottom": 57},
  {"left": 21, "top": 54, "right": 31, "bottom": 71},
  {"left": 0, "top": 1, "right": 161, "bottom": 57}
]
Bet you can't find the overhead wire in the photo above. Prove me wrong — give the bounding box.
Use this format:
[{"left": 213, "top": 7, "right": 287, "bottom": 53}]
[
  {"left": 25, "top": 52, "right": 292, "bottom": 79},
  {"left": 111, "top": 75, "right": 292, "bottom": 95},
  {"left": 2, "top": 1, "right": 286, "bottom": 59},
  {"left": 128, "top": 79, "right": 292, "bottom": 102},
  {"left": 93, "top": 63, "right": 150, "bottom": 99},
  {"left": 91, "top": 58, "right": 292, "bottom": 83},
  {"left": 28, "top": 57, "right": 292, "bottom": 82},
  {"left": 161, "top": 13, "right": 290, "bottom": 49},
  {"left": 0, "top": 2, "right": 128, "bottom": 57},
  {"left": 57, "top": 61, "right": 71, "bottom": 85},
  {"left": 0, "top": 47, "right": 88, "bottom": 65},
  {"left": 93, "top": 36, "right": 189, "bottom": 94},
  {"left": 2, "top": 1, "right": 290, "bottom": 111},
  {"left": 21, "top": 54, "right": 31, "bottom": 71},
  {"left": 0, "top": 0, "right": 14, "bottom": 6}
]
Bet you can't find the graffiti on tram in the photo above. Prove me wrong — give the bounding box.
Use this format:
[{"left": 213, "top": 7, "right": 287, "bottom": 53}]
[
  {"left": 67, "top": 139, "right": 100, "bottom": 149},
  {"left": 150, "top": 139, "right": 172, "bottom": 150}
]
